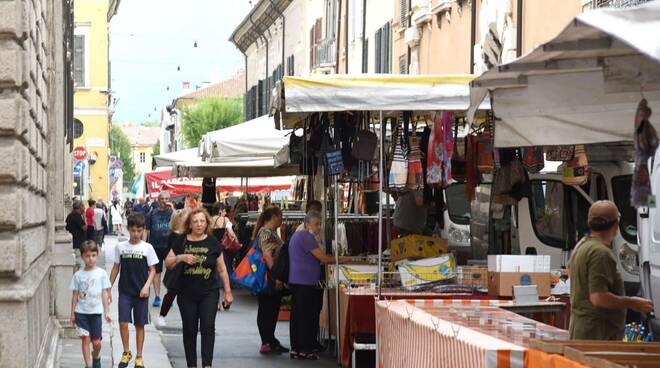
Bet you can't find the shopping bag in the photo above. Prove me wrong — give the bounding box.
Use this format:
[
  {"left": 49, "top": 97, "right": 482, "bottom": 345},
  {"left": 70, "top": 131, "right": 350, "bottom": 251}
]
[
  {"left": 388, "top": 130, "right": 408, "bottom": 190},
  {"left": 562, "top": 144, "right": 588, "bottom": 186},
  {"left": 222, "top": 231, "right": 243, "bottom": 253},
  {"left": 231, "top": 240, "right": 269, "bottom": 294},
  {"left": 406, "top": 134, "right": 423, "bottom": 190}
]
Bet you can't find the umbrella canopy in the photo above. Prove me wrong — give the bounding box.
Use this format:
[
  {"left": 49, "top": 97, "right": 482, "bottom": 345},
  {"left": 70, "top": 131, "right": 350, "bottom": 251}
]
[
  {"left": 468, "top": 1, "right": 660, "bottom": 148},
  {"left": 154, "top": 148, "right": 199, "bottom": 168}
]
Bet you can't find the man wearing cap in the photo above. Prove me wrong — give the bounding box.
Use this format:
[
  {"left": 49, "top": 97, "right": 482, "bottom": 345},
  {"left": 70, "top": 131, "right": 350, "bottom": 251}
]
[{"left": 569, "top": 200, "right": 653, "bottom": 340}]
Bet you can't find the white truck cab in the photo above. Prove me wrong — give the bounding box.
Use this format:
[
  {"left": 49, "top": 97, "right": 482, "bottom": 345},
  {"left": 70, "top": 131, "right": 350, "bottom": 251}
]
[{"left": 471, "top": 152, "right": 640, "bottom": 296}]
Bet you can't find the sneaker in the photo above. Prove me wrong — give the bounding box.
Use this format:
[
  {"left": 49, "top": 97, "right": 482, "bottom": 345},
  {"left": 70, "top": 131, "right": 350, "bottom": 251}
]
[
  {"left": 259, "top": 343, "right": 271, "bottom": 354},
  {"left": 92, "top": 357, "right": 101, "bottom": 368},
  {"left": 134, "top": 357, "right": 145, "bottom": 368},
  {"left": 156, "top": 315, "right": 167, "bottom": 327},
  {"left": 153, "top": 296, "right": 161, "bottom": 307},
  {"left": 118, "top": 351, "right": 132, "bottom": 368}
]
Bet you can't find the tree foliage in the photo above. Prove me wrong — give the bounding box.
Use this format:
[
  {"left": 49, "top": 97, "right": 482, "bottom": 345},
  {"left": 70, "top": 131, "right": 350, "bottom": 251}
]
[
  {"left": 109, "top": 125, "right": 136, "bottom": 185},
  {"left": 153, "top": 139, "right": 160, "bottom": 156},
  {"left": 181, "top": 97, "right": 243, "bottom": 148}
]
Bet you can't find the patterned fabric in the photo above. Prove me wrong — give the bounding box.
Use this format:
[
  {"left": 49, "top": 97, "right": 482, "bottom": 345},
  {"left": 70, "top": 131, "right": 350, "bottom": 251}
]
[
  {"left": 522, "top": 147, "right": 545, "bottom": 173},
  {"left": 427, "top": 112, "right": 453, "bottom": 188},
  {"left": 407, "top": 134, "right": 423, "bottom": 190},
  {"left": 562, "top": 145, "right": 589, "bottom": 186},
  {"left": 546, "top": 145, "right": 575, "bottom": 162}
]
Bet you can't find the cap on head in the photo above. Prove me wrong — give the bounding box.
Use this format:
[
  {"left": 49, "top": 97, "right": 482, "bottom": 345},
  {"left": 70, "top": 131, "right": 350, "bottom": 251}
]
[{"left": 588, "top": 200, "right": 621, "bottom": 231}]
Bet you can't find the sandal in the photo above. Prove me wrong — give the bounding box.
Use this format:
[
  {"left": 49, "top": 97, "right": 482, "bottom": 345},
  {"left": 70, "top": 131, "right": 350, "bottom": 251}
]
[
  {"left": 298, "top": 352, "right": 319, "bottom": 360},
  {"left": 289, "top": 351, "right": 300, "bottom": 359}
]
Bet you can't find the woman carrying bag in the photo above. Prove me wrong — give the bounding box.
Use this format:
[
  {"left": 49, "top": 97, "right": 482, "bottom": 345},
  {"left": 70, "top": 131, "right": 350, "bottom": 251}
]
[
  {"left": 164, "top": 208, "right": 233, "bottom": 368},
  {"left": 252, "top": 206, "right": 290, "bottom": 355}
]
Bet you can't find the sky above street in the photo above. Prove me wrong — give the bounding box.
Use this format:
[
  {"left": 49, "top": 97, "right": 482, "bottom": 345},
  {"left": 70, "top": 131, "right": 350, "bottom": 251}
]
[{"left": 110, "top": 0, "right": 253, "bottom": 123}]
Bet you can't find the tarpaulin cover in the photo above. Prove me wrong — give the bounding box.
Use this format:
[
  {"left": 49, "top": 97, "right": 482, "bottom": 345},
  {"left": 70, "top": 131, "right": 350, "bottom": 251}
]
[
  {"left": 468, "top": 1, "right": 660, "bottom": 148},
  {"left": 154, "top": 148, "right": 198, "bottom": 168}
]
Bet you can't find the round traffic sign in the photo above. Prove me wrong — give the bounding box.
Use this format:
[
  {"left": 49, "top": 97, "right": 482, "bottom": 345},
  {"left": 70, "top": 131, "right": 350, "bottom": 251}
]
[{"left": 73, "top": 146, "right": 88, "bottom": 161}]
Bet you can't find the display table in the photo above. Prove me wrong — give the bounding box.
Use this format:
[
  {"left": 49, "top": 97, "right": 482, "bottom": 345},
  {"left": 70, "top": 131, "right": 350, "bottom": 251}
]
[
  {"left": 337, "top": 287, "right": 568, "bottom": 367},
  {"left": 375, "top": 300, "right": 571, "bottom": 368}
]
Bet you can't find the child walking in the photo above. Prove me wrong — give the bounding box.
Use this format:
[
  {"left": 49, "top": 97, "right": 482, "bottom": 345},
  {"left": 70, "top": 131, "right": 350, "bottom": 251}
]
[
  {"left": 69, "top": 241, "right": 112, "bottom": 368},
  {"left": 110, "top": 214, "right": 159, "bottom": 368}
]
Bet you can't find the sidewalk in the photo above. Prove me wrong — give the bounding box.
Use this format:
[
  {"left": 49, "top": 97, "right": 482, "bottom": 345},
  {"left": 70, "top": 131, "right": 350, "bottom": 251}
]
[{"left": 57, "top": 235, "right": 172, "bottom": 368}]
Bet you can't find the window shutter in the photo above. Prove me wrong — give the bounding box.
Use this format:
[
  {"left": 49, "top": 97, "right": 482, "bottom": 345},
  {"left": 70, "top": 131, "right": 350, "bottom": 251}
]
[
  {"left": 310, "top": 27, "right": 315, "bottom": 69},
  {"left": 400, "top": 0, "right": 407, "bottom": 28},
  {"left": 374, "top": 29, "right": 382, "bottom": 73},
  {"left": 399, "top": 55, "right": 408, "bottom": 74},
  {"left": 362, "top": 38, "right": 369, "bottom": 73},
  {"left": 315, "top": 18, "right": 322, "bottom": 43},
  {"left": 73, "top": 35, "right": 85, "bottom": 86},
  {"left": 383, "top": 22, "right": 391, "bottom": 73}
]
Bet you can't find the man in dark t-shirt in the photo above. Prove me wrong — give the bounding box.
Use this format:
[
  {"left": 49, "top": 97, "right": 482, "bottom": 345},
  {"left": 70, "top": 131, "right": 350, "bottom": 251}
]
[
  {"left": 65, "top": 200, "right": 87, "bottom": 270},
  {"left": 145, "top": 191, "right": 173, "bottom": 307}
]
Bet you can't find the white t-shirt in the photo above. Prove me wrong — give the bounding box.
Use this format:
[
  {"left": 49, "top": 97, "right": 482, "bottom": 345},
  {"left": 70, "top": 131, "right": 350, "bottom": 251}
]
[
  {"left": 93, "top": 208, "right": 105, "bottom": 230},
  {"left": 69, "top": 267, "right": 111, "bottom": 314},
  {"left": 112, "top": 240, "right": 159, "bottom": 296}
]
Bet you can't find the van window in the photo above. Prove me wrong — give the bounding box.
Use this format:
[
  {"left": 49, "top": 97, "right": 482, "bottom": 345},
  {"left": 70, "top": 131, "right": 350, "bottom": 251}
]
[
  {"left": 446, "top": 184, "right": 470, "bottom": 225},
  {"left": 529, "top": 180, "right": 565, "bottom": 248},
  {"left": 611, "top": 175, "right": 637, "bottom": 244}
]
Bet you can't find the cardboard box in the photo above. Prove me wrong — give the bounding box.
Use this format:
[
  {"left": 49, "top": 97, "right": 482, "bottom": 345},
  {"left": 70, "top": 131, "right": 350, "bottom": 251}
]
[
  {"left": 488, "top": 272, "right": 551, "bottom": 297},
  {"left": 487, "top": 255, "right": 551, "bottom": 273},
  {"left": 456, "top": 266, "right": 488, "bottom": 289}
]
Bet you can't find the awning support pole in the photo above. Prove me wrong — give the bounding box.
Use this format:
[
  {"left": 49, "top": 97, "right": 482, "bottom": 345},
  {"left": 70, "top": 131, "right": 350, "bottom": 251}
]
[
  {"left": 377, "top": 110, "right": 384, "bottom": 300},
  {"left": 334, "top": 174, "right": 340, "bottom": 363}
]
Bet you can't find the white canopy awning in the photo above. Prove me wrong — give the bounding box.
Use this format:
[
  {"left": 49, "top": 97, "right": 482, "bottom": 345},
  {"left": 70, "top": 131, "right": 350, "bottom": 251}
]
[
  {"left": 468, "top": 1, "right": 660, "bottom": 148},
  {"left": 172, "top": 159, "right": 299, "bottom": 178},
  {"left": 154, "top": 148, "right": 198, "bottom": 168},
  {"left": 277, "top": 74, "right": 489, "bottom": 127},
  {"left": 200, "top": 115, "right": 290, "bottom": 161}
]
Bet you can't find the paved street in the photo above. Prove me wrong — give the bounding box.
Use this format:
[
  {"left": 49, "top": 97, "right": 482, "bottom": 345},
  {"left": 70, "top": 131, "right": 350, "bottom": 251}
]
[{"left": 59, "top": 235, "right": 337, "bottom": 367}]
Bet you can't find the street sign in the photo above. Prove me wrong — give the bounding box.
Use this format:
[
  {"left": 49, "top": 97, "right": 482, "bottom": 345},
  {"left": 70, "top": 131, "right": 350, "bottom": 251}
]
[
  {"left": 73, "top": 146, "right": 87, "bottom": 161},
  {"left": 73, "top": 160, "right": 85, "bottom": 177}
]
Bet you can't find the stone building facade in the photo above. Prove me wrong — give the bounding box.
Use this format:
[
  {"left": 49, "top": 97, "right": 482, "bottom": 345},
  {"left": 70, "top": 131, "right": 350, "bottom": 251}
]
[{"left": 0, "top": 0, "right": 74, "bottom": 366}]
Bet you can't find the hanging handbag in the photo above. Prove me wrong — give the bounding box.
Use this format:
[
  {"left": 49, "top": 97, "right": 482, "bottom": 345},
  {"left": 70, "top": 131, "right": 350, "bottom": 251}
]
[
  {"left": 289, "top": 129, "right": 303, "bottom": 164},
  {"left": 231, "top": 240, "right": 269, "bottom": 294},
  {"left": 221, "top": 231, "right": 242, "bottom": 253},
  {"left": 352, "top": 130, "right": 378, "bottom": 161},
  {"left": 388, "top": 123, "right": 408, "bottom": 190},
  {"left": 451, "top": 119, "right": 467, "bottom": 182},
  {"left": 163, "top": 235, "right": 185, "bottom": 292},
  {"left": 546, "top": 145, "right": 575, "bottom": 162},
  {"left": 562, "top": 144, "right": 589, "bottom": 186}
]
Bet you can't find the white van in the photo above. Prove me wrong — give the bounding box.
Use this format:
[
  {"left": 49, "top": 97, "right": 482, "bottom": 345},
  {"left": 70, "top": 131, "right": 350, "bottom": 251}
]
[
  {"left": 638, "top": 148, "right": 660, "bottom": 315},
  {"left": 471, "top": 149, "right": 640, "bottom": 296}
]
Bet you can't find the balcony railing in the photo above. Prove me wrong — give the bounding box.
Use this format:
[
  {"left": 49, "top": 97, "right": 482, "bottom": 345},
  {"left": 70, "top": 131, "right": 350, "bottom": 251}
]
[
  {"left": 313, "top": 37, "right": 336, "bottom": 69},
  {"left": 592, "top": 0, "right": 651, "bottom": 8}
]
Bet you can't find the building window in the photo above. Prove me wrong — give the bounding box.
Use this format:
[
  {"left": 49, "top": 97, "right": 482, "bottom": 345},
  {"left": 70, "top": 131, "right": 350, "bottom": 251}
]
[
  {"left": 374, "top": 22, "right": 392, "bottom": 73},
  {"left": 73, "top": 34, "right": 85, "bottom": 87},
  {"left": 73, "top": 118, "right": 84, "bottom": 139},
  {"left": 325, "top": 0, "right": 338, "bottom": 39},
  {"left": 139, "top": 152, "right": 146, "bottom": 163}
]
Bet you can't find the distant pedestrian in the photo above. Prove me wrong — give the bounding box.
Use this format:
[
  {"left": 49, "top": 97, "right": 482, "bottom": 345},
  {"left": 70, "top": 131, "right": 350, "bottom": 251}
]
[
  {"left": 93, "top": 203, "right": 106, "bottom": 247},
  {"left": 69, "top": 240, "right": 112, "bottom": 368},
  {"left": 146, "top": 191, "right": 173, "bottom": 308},
  {"left": 156, "top": 209, "right": 189, "bottom": 327},
  {"left": 165, "top": 207, "right": 233, "bottom": 368},
  {"left": 109, "top": 214, "right": 159, "bottom": 368},
  {"left": 132, "top": 197, "right": 150, "bottom": 216},
  {"left": 110, "top": 200, "right": 124, "bottom": 235},
  {"left": 66, "top": 200, "right": 88, "bottom": 271},
  {"left": 86, "top": 199, "right": 96, "bottom": 240}
]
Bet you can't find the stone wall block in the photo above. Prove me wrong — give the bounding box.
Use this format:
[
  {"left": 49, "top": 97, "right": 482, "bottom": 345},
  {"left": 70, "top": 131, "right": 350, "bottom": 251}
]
[
  {"left": 0, "top": 231, "right": 19, "bottom": 273},
  {"left": 0, "top": 184, "right": 23, "bottom": 229},
  {"left": 0, "top": 138, "right": 28, "bottom": 184},
  {"left": 0, "top": 0, "right": 29, "bottom": 40},
  {"left": 0, "top": 94, "right": 28, "bottom": 135},
  {"left": 20, "top": 225, "right": 46, "bottom": 270},
  {"left": 0, "top": 47, "right": 26, "bottom": 87}
]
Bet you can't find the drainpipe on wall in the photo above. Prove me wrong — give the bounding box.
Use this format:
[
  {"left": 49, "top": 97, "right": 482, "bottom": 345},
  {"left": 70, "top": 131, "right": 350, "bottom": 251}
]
[
  {"left": 335, "top": 0, "right": 343, "bottom": 74},
  {"left": 516, "top": 0, "right": 523, "bottom": 57},
  {"left": 470, "top": 0, "right": 476, "bottom": 73},
  {"left": 269, "top": 0, "right": 286, "bottom": 72},
  {"left": 362, "top": 0, "right": 367, "bottom": 72}
]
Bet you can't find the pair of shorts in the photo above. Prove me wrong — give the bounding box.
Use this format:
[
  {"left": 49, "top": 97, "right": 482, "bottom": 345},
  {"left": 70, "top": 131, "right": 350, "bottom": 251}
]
[
  {"left": 154, "top": 247, "right": 169, "bottom": 273},
  {"left": 75, "top": 313, "right": 103, "bottom": 341},
  {"left": 118, "top": 293, "right": 149, "bottom": 326}
]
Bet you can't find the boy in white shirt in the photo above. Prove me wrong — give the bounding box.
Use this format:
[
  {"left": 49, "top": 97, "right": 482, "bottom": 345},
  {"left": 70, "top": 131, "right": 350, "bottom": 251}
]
[{"left": 70, "top": 241, "right": 112, "bottom": 368}]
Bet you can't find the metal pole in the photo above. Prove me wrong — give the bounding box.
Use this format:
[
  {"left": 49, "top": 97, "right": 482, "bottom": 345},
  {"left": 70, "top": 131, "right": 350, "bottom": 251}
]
[
  {"left": 378, "top": 110, "right": 384, "bottom": 299},
  {"left": 334, "top": 175, "right": 341, "bottom": 363}
]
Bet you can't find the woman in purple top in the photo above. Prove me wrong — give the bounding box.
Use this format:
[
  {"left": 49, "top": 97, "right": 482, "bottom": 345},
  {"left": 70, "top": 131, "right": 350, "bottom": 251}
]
[{"left": 288, "top": 210, "right": 347, "bottom": 360}]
